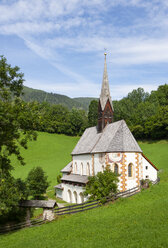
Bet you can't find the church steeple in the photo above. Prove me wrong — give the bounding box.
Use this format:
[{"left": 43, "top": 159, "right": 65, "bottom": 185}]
[{"left": 97, "top": 53, "right": 114, "bottom": 133}]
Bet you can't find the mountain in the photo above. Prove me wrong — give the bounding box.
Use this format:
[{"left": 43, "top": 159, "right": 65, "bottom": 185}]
[{"left": 22, "top": 86, "right": 97, "bottom": 111}]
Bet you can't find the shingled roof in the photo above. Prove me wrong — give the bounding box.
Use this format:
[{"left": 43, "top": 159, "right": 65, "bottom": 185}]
[
  {"left": 20, "top": 200, "right": 57, "bottom": 209},
  {"left": 71, "top": 120, "right": 142, "bottom": 155},
  {"left": 61, "top": 174, "right": 88, "bottom": 184},
  {"left": 61, "top": 161, "right": 72, "bottom": 173}
]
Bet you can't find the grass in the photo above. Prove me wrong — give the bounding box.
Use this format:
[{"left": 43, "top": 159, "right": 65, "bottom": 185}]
[
  {"left": 12, "top": 132, "right": 79, "bottom": 190},
  {"left": 2, "top": 134, "right": 168, "bottom": 248}
]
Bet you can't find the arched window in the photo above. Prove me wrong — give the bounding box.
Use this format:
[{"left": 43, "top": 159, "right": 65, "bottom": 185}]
[
  {"left": 87, "top": 163, "right": 90, "bottom": 176},
  {"left": 102, "top": 165, "right": 104, "bottom": 172},
  {"left": 114, "top": 163, "right": 118, "bottom": 174},
  {"left": 81, "top": 163, "right": 83, "bottom": 175},
  {"left": 73, "top": 191, "right": 78, "bottom": 204},
  {"left": 67, "top": 190, "right": 72, "bottom": 203},
  {"left": 128, "top": 163, "right": 133, "bottom": 177},
  {"left": 79, "top": 192, "right": 84, "bottom": 203},
  {"left": 74, "top": 162, "right": 77, "bottom": 174}
]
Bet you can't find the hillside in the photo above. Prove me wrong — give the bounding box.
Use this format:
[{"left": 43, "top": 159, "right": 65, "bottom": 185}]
[
  {"left": 2, "top": 134, "right": 168, "bottom": 247},
  {"left": 22, "top": 86, "right": 97, "bottom": 111}
]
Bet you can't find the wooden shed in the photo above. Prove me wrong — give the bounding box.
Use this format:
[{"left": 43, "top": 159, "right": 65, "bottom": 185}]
[{"left": 20, "top": 200, "right": 57, "bottom": 221}]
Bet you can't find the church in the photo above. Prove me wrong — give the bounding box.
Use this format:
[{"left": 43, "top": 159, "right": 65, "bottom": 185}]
[{"left": 55, "top": 53, "right": 158, "bottom": 204}]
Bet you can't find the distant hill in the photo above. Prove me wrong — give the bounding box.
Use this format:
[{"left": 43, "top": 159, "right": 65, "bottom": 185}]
[
  {"left": 22, "top": 86, "right": 97, "bottom": 111},
  {"left": 73, "top": 97, "right": 97, "bottom": 110}
]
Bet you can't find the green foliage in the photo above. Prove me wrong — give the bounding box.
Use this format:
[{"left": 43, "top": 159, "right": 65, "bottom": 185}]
[
  {"left": 1, "top": 141, "right": 168, "bottom": 248},
  {"left": 26, "top": 167, "right": 49, "bottom": 199},
  {"left": 22, "top": 86, "right": 95, "bottom": 111},
  {"left": 57, "top": 174, "right": 62, "bottom": 184},
  {"left": 14, "top": 83, "right": 168, "bottom": 140},
  {"left": 127, "top": 87, "right": 149, "bottom": 107},
  {"left": 84, "top": 167, "right": 119, "bottom": 202},
  {"left": 0, "top": 56, "right": 37, "bottom": 218},
  {"left": 108, "top": 85, "right": 168, "bottom": 139},
  {"left": 69, "top": 108, "right": 88, "bottom": 135},
  {"left": 17, "top": 101, "right": 88, "bottom": 136},
  {"left": 26, "top": 166, "right": 49, "bottom": 199},
  {"left": 12, "top": 132, "right": 79, "bottom": 190},
  {"left": 88, "top": 100, "right": 98, "bottom": 127}
]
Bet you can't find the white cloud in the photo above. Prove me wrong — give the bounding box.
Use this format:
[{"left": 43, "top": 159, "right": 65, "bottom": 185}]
[
  {"left": 25, "top": 78, "right": 160, "bottom": 99},
  {"left": 25, "top": 79, "right": 100, "bottom": 98},
  {"left": 1, "top": 0, "right": 168, "bottom": 95}
]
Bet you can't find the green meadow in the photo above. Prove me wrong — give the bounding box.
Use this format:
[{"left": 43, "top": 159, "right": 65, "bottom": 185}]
[
  {"left": 12, "top": 132, "right": 79, "bottom": 190},
  {"left": 1, "top": 133, "right": 168, "bottom": 248}
]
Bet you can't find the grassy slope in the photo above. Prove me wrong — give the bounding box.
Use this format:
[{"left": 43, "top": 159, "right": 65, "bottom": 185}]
[
  {"left": 12, "top": 132, "right": 79, "bottom": 190},
  {"left": 2, "top": 135, "right": 168, "bottom": 248}
]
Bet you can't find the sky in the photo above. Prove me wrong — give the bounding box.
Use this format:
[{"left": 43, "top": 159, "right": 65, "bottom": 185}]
[{"left": 0, "top": 0, "right": 168, "bottom": 100}]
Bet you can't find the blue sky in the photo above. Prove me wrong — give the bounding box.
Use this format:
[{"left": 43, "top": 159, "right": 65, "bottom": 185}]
[{"left": 0, "top": 0, "right": 168, "bottom": 99}]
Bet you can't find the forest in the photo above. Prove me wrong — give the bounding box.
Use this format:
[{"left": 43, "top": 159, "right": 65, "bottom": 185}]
[{"left": 20, "top": 84, "right": 168, "bottom": 139}]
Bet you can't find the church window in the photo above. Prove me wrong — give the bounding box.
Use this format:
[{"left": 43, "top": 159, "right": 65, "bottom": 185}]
[
  {"left": 146, "top": 166, "right": 148, "bottom": 170},
  {"left": 99, "top": 153, "right": 105, "bottom": 164},
  {"left": 73, "top": 191, "right": 78, "bottom": 204},
  {"left": 81, "top": 163, "right": 83, "bottom": 175},
  {"left": 67, "top": 190, "right": 72, "bottom": 203},
  {"left": 114, "top": 163, "right": 118, "bottom": 174},
  {"left": 102, "top": 165, "right": 104, "bottom": 172},
  {"left": 87, "top": 163, "right": 90, "bottom": 176},
  {"left": 79, "top": 192, "right": 84, "bottom": 203},
  {"left": 128, "top": 163, "right": 133, "bottom": 177}
]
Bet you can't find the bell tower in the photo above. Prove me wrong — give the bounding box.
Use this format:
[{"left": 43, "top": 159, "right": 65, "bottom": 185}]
[{"left": 97, "top": 53, "right": 114, "bottom": 132}]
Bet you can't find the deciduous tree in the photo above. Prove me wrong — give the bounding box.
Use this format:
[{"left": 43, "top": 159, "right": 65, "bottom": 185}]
[
  {"left": 0, "top": 55, "right": 36, "bottom": 217},
  {"left": 84, "top": 167, "right": 119, "bottom": 202},
  {"left": 26, "top": 167, "right": 49, "bottom": 199}
]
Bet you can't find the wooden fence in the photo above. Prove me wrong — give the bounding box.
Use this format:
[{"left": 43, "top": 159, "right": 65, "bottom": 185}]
[
  {"left": 54, "top": 186, "right": 140, "bottom": 216},
  {"left": 0, "top": 217, "right": 45, "bottom": 234},
  {"left": 0, "top": 179, "right": 160, "bottom": 234}
]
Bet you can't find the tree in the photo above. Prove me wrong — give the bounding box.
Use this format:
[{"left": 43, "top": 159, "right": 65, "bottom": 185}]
[
  {"left": 88, "top": 100, "right": 98, "bottom": 127},
  {"left": 149, "top": 84, "right": 168, "bottom": 106},
  {"left": 69, "top": 108, "right": 88, "bottom": 136},
  {"left": 26, "top": 167, "right": 49, "bottom": 199},
  {"left": 0, "top": 55, "right": 37, "bottom": 217},
  {"left": 127, "top": 88, "right": 149, "bottom": 108},
  {"left": 84, "top": 167, "right": 119, "bottom": 202}
]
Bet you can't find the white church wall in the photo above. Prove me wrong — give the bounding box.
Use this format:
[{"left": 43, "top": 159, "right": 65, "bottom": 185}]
[
  {"left": 72, "top": 154, "right": 92, "bottom": 176},
  {"left": 124, "top": 153, "right": 138, "bottom": 190},
  {"left": 94, "top": 152, "right": 124, "bottom": 191},
  {"left": 142, "top": 156, "right": 157, "bottom": 181},
  {"left": 62, "top": 183, "right": 87, "bottom": 204},
  {"left": 94, "top": 153, "right": 106, "bottom": 174},
  {"left": 56, "top": 188, "right": 63, "bottom": 199}
]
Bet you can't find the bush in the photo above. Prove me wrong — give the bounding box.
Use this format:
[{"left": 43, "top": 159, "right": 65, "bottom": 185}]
[
  {"left": 84, "top": 167, "right": 119, "bottom": 203},
  {"left": 26, "top": 167, "right": 49, "bottom": 199}
]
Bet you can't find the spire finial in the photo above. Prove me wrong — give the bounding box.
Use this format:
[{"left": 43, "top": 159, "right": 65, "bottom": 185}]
[{"left": 104, "top": 48, "right": 107, "bottom": 58}]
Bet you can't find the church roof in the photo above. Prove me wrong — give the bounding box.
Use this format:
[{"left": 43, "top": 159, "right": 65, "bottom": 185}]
[
  {"left": 61, "top": 161, "right": 72, "bottom": 173},
  {"left": 71, "top": 120, "right": 142, "bottom": 155},
  {"left": 99, "top": 53, "right": 114, "bottom": 111},
  {"left": 61, "top": 174, "right": 88, "bottom": 184}
]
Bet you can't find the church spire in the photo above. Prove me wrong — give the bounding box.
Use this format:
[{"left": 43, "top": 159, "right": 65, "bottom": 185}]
[
  {"left": 97, "top": 53, "right": 114, "bottom": 133},
  {"left": 100, "top": 53, "right": 113, "bottom": 111}
]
